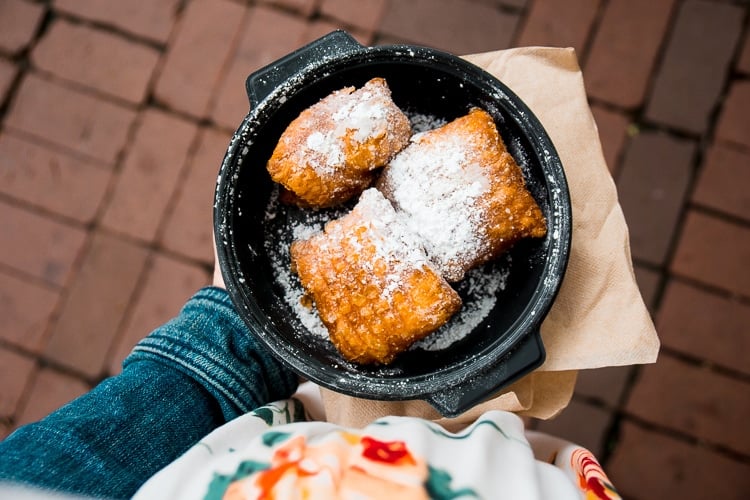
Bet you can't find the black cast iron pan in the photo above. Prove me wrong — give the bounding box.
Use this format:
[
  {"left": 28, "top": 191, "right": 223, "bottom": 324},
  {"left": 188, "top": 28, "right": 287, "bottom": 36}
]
[{"left": 214, "top": 31, "right": 571, "bottom": 417}]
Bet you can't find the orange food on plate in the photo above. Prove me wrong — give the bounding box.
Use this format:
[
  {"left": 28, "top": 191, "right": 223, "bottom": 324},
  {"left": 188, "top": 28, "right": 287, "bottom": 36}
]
[
  {"left": 290, "top": 189, "right": 462, "bottom": 365},
  {"left": 267, "top": 78, "right": 411, "bottom": 208},
  {"left": 377, "top": 108, "right": 547, "bottom": 282}
]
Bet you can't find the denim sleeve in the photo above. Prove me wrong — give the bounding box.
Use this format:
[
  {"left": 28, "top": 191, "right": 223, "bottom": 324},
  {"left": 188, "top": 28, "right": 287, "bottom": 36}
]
[{"left": 0, "top": 287, "right": 298, "bottom": 499}]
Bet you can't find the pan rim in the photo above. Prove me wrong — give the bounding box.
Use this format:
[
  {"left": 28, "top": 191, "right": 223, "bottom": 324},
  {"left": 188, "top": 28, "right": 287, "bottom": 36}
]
[{"left": 214, "top": 38, "right": 572, "bottom": 407}]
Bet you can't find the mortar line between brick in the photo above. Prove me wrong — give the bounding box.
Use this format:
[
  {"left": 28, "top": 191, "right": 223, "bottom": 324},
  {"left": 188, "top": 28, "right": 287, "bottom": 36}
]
[
  {"left": 619, "top": 2, "right": 742, "bottom": 323},
  {"left": 139, "top": 0, "right": 191, "bottom": 118},
  {"left": 689, "top": 199, "right": 750, "bottom": 228},
  {"left": 2, "top": 125, "right": 120, "bottom": 172},
  {"left": 669, "top": 271, "right": 750, "bottom": 307},
  {"left": 633, "top": 0, "right": 685, "bottom": 123},
  {"left": 28, "top": 355, "right": 99, "bottom": 389},
  {"left": 0, "top": 61, "right": 28, "bottom": 119},
  {"left": 646, "top": 144, "right": 704, "bottom": 314},
  {"left": 598, "top": 362, "right": 645, "bottom": 466},
  {"left": 0, "top": 128, "right": 112, "bottom": 172},
  {"left": 256, "top": 0, "right": 321, "bottom": 19},
  {"left": 642, "top": 9, "right": 750, "bottom": 317},
  {"left": 0, "top": 190, "right": 91, "bottom": 230},
  {"left": 87, "top": 113, "right": 148, "bottom": 227},
  {"left": 506, "top": 0, "right": 532, "bottom": 47},
  {"left": 657, "top": 346, "right": 750, "bottom": 384},
  {"left": 619, "top": 412, "right": 750, "bottom": 464},
  {"left": 52, "top": 10, "right": 168, "bottom": 51},
  {"left": 0, "top": 262, "right": 61, "bottom": 292},
  {"left": 8, "top": 359, "right": 42, "bottom": 428},
  {"left": 25, "top": 68, "right": 142, "bottom": 110},
  {"left": 650, "top": 32, "right": 750, "bottom": 321},
  {"left": 577, "top": 0, "right": 610, "bottom": 68},
  {"left": 669, "top": 269, "right": 750, "bottom": 307},
  {"left": 33, "top": 230, "right": 97, "bottom": 365},
  {"left": 0, "top": 4, "right": 52, "bottom": 120},
  {"left": 202, "top": 6, "right": 254, "bottom": 124},
  {"left": 100, "top": 249, "right": 156, "bottom": 378},
  {"left": 694, "top": 9, "right": 750, "bottom": 141},
  {"left": 150, "top": 127, "right": 205, "bottom": 250}
]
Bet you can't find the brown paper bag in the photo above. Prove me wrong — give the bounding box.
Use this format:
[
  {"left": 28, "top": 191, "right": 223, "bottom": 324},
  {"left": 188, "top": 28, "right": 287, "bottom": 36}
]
[{"left": 321, "top": 47, "right": 659, "bottom": 428}]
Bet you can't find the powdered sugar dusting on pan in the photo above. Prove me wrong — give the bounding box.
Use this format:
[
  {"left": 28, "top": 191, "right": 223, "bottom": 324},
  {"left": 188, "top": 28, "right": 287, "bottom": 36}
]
[{"left": 263, "top": 181, "right": 511, "bottom": 352}]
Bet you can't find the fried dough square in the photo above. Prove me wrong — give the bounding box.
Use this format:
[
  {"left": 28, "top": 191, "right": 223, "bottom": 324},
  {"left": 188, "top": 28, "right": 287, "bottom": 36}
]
[
  {"left": 290, "top": 189, "right": 462, "bottom": 365},
  {"left": 377, "top": 108, "right": 547, "bottom": 282},
  {"left": 267, "top": 78, "right": 411, "bottom": 208}
]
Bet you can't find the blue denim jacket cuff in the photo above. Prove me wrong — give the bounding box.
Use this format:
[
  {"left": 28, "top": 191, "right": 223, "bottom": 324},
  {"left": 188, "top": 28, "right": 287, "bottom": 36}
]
[{"left": 123, "top": 287, "right": 298, "bottom": 421}]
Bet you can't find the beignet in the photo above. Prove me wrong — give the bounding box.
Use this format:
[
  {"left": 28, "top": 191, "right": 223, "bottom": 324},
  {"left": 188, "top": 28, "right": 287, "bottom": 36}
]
[
  {"left": 290, "top": 188, "right": 462, "bottom": 365},
  {"left": 267, "top": 78, "right": 411, "bottom": 208},
  {"left": 377, "top": 108, "right": 547, "bottom": 282}
]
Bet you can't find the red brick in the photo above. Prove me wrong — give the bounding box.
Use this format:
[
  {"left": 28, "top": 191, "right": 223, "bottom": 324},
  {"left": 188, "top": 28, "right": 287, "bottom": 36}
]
[
  {"left": 715, "top": 80, "right": 750, "bottom": 150},
  {"left": 5, "top": 74, "right": 137, "bottom": 164},
  {"left": 14, "top": 368, "right": 89, "bottom": 426},
  {"left": 627, "top": 355, "right": 750, "bottom": 455},
  {"left": 379, "top": 0, "right": 519, "bottom": 54},
  {"left": 671, "top": 210, "right": 750, "bottom": 297},
  {"left": 0, "top": 200, "right": 87, "bottom": 286},
  {"left": 101, "top": 109, "right": 198, "bottom": 243},
  {"left": 534, "top": 400, "right": 612, "bottom": 457},
  {"left": 483, "top": 0, "right": 527, "bottom": 8},
  {"left": 0, "top": 271, "right": 59, "bottom": 352},
  {"left": 43, "top": 232, "right": 149, "bottom": 378},
  {"left": 584, "top": 0, "right": 675, "bottom": 108},
  {"left": 616, "top": 131, "right": 695, "bottom": 265},
  {"left": 154, "top": 0, "right": 247, "bottom": 119},
  {"left": 0, "top": 348, "right": 35, "bottom": 418},
  {"left": 590, "top": 105, "right": 630, "bottom": 175},
  {"left": 516, "top": 0, "right": 599, "bottom": 56},
  {"left": 210, "top": 6, "right": 308, "bottom": 130},
  {"left": 257, "top": 0, "right": 318, "bottom": 17},
  {"left": 160, "top": 127, "right": 231, "bottom": 264},
  {"left": 692, "top": 143, "right": 750, "bottom": 222},
  {"left": 645, "top": 1, "right": 744, "bottom": 135},
  {"left": 738, "top": 31, "right": 750, "bottom": 74},
  {"left": 0, "top": 132, "right": 112, "bottom": 223},
  {"left": 54, "top": 0, "right": 180, "bottom": 44},
  {"left": 32, "top": 19, "right": 161, "bottom": 104},
  {"left": 0, "top": 58, "right": 17, "bottom": 102},
  {"left": 320, "top": 0, "right": 388, "bottom": 34},
  {"left": 575, "top": 366, "right": 635, "bottom": 407},
  {"left": 107, "top": 254, "right": 209, "bottom": 374},
  {"left": 608, "top": 421, "right": 750, "bottom": 499},
  {"left": 658, "top": 280, "right": 750, "bottom": 376},
  {"left": 0, "top": 0, "right": 45, "bottom": 55},
  {"left": 300, "top": 20, "right": 373, "bottom": 47}
]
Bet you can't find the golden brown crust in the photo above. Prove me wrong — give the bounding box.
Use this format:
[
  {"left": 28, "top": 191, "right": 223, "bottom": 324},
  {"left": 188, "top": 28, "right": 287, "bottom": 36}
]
[
  {"left": 290, "top": 189, "right": 462, "bottom": 365},
  {"left": 267, "top": 78, "right": 411, "bottom": 208},
  {"left": 377, "top": 108, "right": 547, "bottom": 281}
]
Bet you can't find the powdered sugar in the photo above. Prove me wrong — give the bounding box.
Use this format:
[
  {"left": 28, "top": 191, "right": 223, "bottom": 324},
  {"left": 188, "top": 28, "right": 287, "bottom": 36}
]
[
  {"left": 347, "top": 189, "right": 433, "bottom": 299},
  {"left": 381, "top": 130, "right": 491, "bottom": 280},
  {"left": 288, "top": 80, "right": 399, "bottom": 177},
  {"left": 331, "top": 90, "right": 388, "bottom": 143},
  {"left": 263, "top": 185, "right": 509, "bottom": 350},
  {"left": 263, "top": 107, "right": 517, "bottom": 355},
  {"left": 414, "top": 261, "right": 509, "bottom": 351},
  {"left": 407, "top": 112, "right": 447, "bottom": 133},
  {"left": 264, "top": 187, "right": 342, "bottom": 338}
]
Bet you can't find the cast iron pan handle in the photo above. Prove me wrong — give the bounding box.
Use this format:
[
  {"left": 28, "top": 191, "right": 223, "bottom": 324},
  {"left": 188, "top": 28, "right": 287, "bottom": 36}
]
[
  {"left": 425, "top": 331, "right": 546, "bottom": 417},
  {"left": 245, "top": 30, "right": 364, "bottom": 107}
]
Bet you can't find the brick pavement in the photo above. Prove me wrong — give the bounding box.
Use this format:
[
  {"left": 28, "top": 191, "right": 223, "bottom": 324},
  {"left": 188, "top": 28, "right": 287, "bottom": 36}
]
[{"left": 0, "top": 1, "right": 748, "bottom": 497}]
